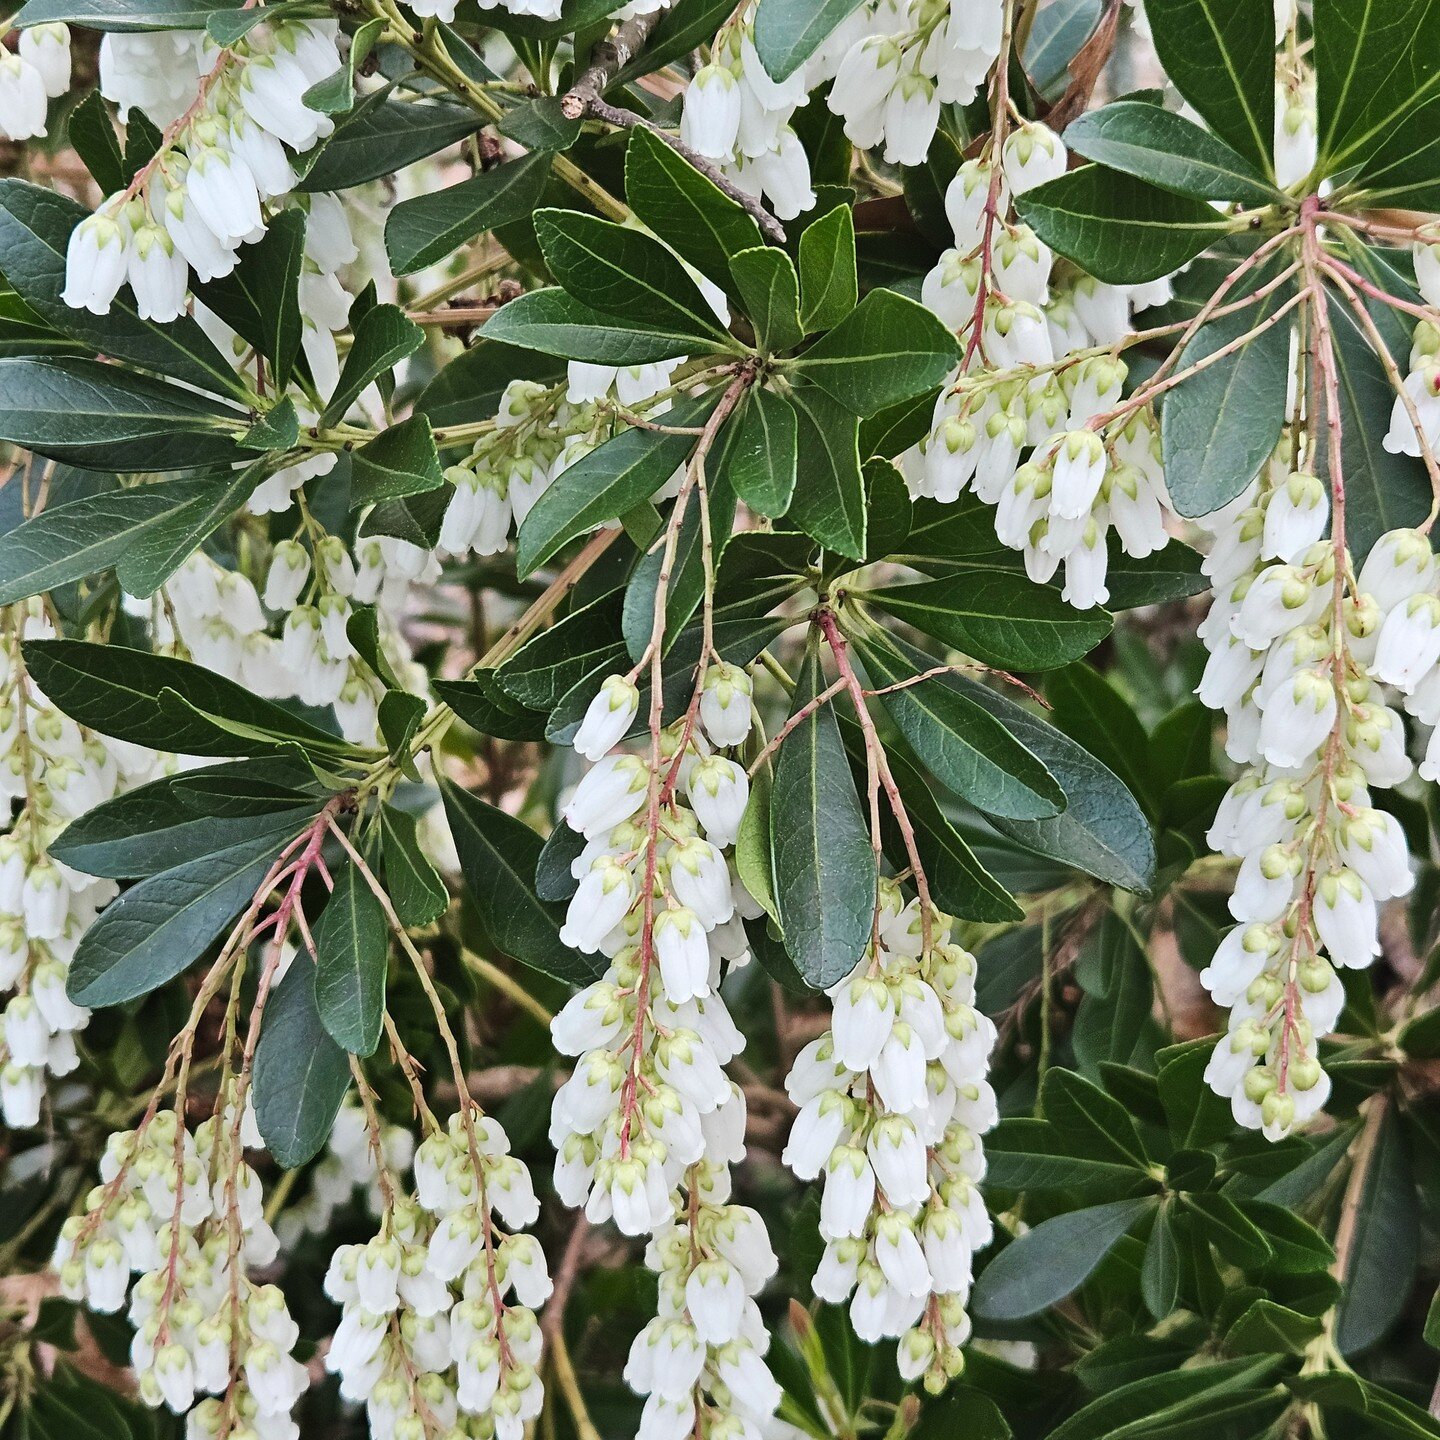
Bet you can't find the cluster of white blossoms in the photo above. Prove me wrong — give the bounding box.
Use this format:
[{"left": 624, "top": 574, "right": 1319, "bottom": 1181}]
[
  {"left": 781, "top": 884, "right": 995, "bottom": 1392},
  {"left": 53, "top": 1103, "right": 308, "bottom": 1434},
  {"left": 325, "top": 1108, "right": 550, "bottom": 1440},
  {"left": 549, "top": 660, "right": 783, "bottom": 1431},
  {"left": 904, "top": 140, "right": 1174, "bottom": 608},
  {"left": 63, "top": 18, "right": 342, "bottom": 324},
  {"left": 0, "top": 23, "right": 69, "bottom": 141},
  {"left": 1196, "top": 442, "right": 1427, "bottom": 1138},
  {"left": 275, "top": 1100, "right": 416, "bottom": 1248},
  {"left": 824, "top": 0, "right": 1003, "bottom": 166},
  {"left": 0, "top": 601, "right": 159, "bottom": 1127},
  {"left": 679, "top": 4, "right": 817, "bottom": 222}
]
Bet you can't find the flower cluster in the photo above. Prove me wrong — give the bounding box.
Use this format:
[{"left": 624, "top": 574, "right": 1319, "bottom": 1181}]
[
  {"left": 0, "top": 23, "right": 69, "bottom": 141},
  {"left": 1197, "top": 450, "right": 1423, "bottom": 1137},
  {"left": 781, "top": 885, "right": 995, "bottom": 1392},
  {"left": 905, "top": 146, "right": 1174, "bottom": 608},
  {"left": 64, "top": 18, "right": 341, "bottom": 324},
  {"left": 325, "top": 1108, "right": 549, "bottom": 1440},
  {"left": 0, "top": 601, "right": 150, "bottom": 1127},
  {"left": 53, "top": 1104, "right": 308, "bottom": 1433},
  {"left": 825, "top": 0, "right": 1004, "bottom": 166},
  {"left": 627, "top": 1195, "right": 781, "bottom": 1440},
  {"left": 680, "top": 4, "right": 817, "bottom": 221}
]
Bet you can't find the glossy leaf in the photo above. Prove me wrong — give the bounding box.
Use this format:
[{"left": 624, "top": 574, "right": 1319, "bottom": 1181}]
[
  {"left": 483, "top": 287, "right": 700, "bottom": 365},
  {"left": 313, "top": 862, "right": 389, "bottom": 1057},
  {"left": 787, "top": 383, "right": 866, "bottom": 559}
]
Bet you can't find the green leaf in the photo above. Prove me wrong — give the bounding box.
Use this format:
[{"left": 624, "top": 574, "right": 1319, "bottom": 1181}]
[
  {"left": 1160, "top": 264, "right": 1294, "bottom": 517},
  {"left": 797, "top": 201, "right": 857, "bottom": 332},
  {"left": 350, "top": 414, "right": 445, "bottom": 505},
  {"left": 253, "top": 957, "right": 352, "bottom": 1168},
  {"left": 301, "top": 92, "right": 482, "bottom": 192},
  {"left": 1050, "top": 1359, "right": 1284, "bottom": 1440},
  {"left": 113, "top": 464, "right": 264, "bottom": 598},
  {"left": 1143, "top": 0, "right": 1276, "bottom": 173},
  {"left": 771, "top": 637, "right": 876, "bottom": 988},
  {"left": 729, "top": 246, "right": 805, "bottom": 353},
  {"left": 50, "top": 759, "right": 317, "bottom": 878},
  {"left": 239, "top": 396, "right": 299, "bottom": 452},
  {"left": 0, "top": 356, "right": 241, "bottom": 471},
  {"left": 1015, "top": 164, "right": 1235, "bottom": 285},
  {"left": 516, "top": 393, "right": 717, "bottom": 576},
  {"left": 787, "top": 383, "right": 866, "bottom": 559},
  {"left": 955, "top": 678, "right": 1156, "bottom": 892},
  {"left": 321, "top": 302, "right": 425, "bottom": 427},
  {"left": 624, "top": 127, "right": 765, "bottom": 305},
  {"left": 1289, "top": 1372, "right": 1440, "bottom": 1440},
  {"left": 863, "top": 572, "right": 1112, "bottom": 671},
  {"left": 22, "top": 639, "right": 355, "bottom": 758},
  {"left": 313, "top": 862, "right": 388, "bottom": 1057},
  {"left": 735, "top": 761, "right": 781, "bottom": 929},
  {"left": 712, "top": 386, "right": 797, "bottom": 517},
  {"left": 496, "top": 95, "right": 583, "bottom": 152},
  {"left": 441, "top": 778, "right": 600, "bottom": 984},
  {"left": 385, "top": 153, "right": 553, "bottom": 276},
  {"left": 1042, "top": 1066, "right": 1152, "bottom": 1169},
  {"left": 752, "top": 0, "right": 867, "bottom": 82},
  {"left": 1320, "top": 277, "right": 1432, "bottom": 561},
  {"left": 381, "top": 802, "right": 449, "bottom": 927},
  {"left": 67, "top": 824, "right": 304, "bottom": 1006},
  {"left": 875, "top": 737, "right": 1023, "bottom": 922},
  {"left": 1064, "top": 101, "right": 1282, "bottom": 203},
  {"left": 415, "top": 339, "right": 565, "bottom": 429},
  {"left": 483, "top": 287, "right": 700, "bottom": 365},
  {"left": 1045, "top": 662, "right": 1155, "bottom": 815},
  {"left": 794, "top": 287, "right": 959, "bottom": 416},
  {"left": 0, "top": 474, "right": 244, "bottom": 605},
  {"left": 68, "top": 92, "right": 125, "bottom": 194},
  {"left": 0, "top": 181, "right": 247, "bottom": 400},
  {"left": 848, "top": 626, "right": 1064, "bottom": 821},
  {"left": 302, "top": 13, "right": 382, "bottom": 114},
  {"left": 971, "top": 1196, "right": 1156, "bottom": 1320},
  {"left": 14, "top": 0, "right": 240, "bottom": 32},
  {"left": 194, "top": 209, "right": 306, "bottom": 390},
  {"left": 1142, "top": 1202, "right": 1182, "bottom": 1319},
  {"left": 1335, "top": 1107, "right": 1420, "bottom": 1355},
  {"left": 1026, "top": 0, "right": 1104, "bottom": 100},
  {"left": 614, "top": 0, "right": 738, "bottom": 84},
  {"left": 534, "top": 207, "right": 734, "bottom": 345},
  {"left": 1314, "top": 0, "right": 1440, "bottom": 202},
  {"left": 986, "top": 1122, "right": 1148, "bottom": 1197},
  {"left": 1186, "top": 1192, "right": 1274, "bottom": 1268}
]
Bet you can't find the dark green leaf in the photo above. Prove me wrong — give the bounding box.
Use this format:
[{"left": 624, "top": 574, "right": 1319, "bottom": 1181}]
[
  {"left": 1143, "top": 0, "right": 1276, "bottom": 173},
  {"left": 752, "top": 0, "right": 866, "bottom": 82},
  {"left": 441, "top": 778, "right": 601, "bottom": 983},
  {"left": 624, "top": 127, "right": 765, "bottom": 304},
  {"left": 302, "top": 93, "right": 482, "bottom": 192},
  {"left": 771, "top": 637, "right": 876, "bottom": 987},
  {"left": 795, "top": 287, "right": 958, "bottom": 416},
  {"left": 797, "top": 200, "right": 857, "bottom": 332},
  {"left": 1186, "top": 1192, "right": 1274, "bottom": 1268},
  {"left": 321, "top": 302, "right": 425, "bottom": 427},
  {"left": 253, "top": 958, "right": 352, "bottom": 1168},
  {"left": 712, "top": 385, "right": 797, "bottom": 517},
  {"left": 497, "top": 96, "right": 583, "bottom": 151},
  {"left": 14, "top": 0, "right": 242, "bottom": 27},
  {"left": 516, "top": 393, "right": 716, "bottom": 576},
  {"left": 313, "top": 861, "right": 388, "bottom": 1057},
  {"left": 350, "top": 414, "right": 445, "bottom": 505},
  {"left": 1042, "top": 1066, "right": 1152, "bottom": 1169},
  {"left": 302, "top": 14, "right": 383, "bottom": 114},
  {"left": 730, "top": 246, "right": 804, "bottom": 353},
  {"left": 385, "top": 153, "right": 553, "bottom": 275},
  {"left": 68, "top": 92, "right": 125, "bottom": 193},
  {"left": 381, "top": 802, "right": 449, "bottom": 927},
  {"left": 971, "top": 1196, "right": 1155, "bottom": 1320},
  {"left": 787, "top": 383, "right": 866, "bottom": 558},
  {"left": 1065, "top": 100, "right": 1281, "bottom": 203},
  {"left": 1142, "top": 1203, "right": 1182, "bottom": 1319},
  {"left": 1160, "top": 265, "right": 1294, "bottom": 517},
  {"left": 483, "top": 287, "right": 700, "bottom": 365},
  {"left": 534, "top": 207, "right": 734, "bottom": 344},
  {"left": 1015, "top": 164, "right": 1235, "bottom": 285},
  {"left": 68, "top": 824, "right": 303, "bottom": 1006}
]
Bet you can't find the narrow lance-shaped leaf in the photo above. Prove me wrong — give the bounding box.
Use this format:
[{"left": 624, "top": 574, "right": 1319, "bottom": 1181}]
[{"left": 313, "top": 861, "right": 389, "bottom": 1057}]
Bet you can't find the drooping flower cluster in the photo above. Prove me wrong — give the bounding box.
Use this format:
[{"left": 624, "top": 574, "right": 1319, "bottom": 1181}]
[
  {"left": 0, "top": 601, "right": 154, "bottom": 1127},
  {"left": 549, "top": 656, "right": 783, "bottom": 1432},
  {"left": 54, "top": 1103, "right": 308, "bottom": 1433},
  {"left": 823, "top": 0, "right": 1004, "bottom": 166},
  {"left": 1196, "top": 449, "right": 1424, "bottom": 1138},
  {"left": 325, "top": 1108, "right": 550, "bottom": 1440},
  {"left": 627, "top": 1194, "right": 780, "bottom": 1440},
  {"left": 64, "top": 18, "right": 342, "bottom": 323},
  {"left": 781, "top": 884, "right": 995, "bottom": 1392},
  {"left": 904, "top": 143, "right": 1175, "bottom": 607},
  {"left": 0, "top": 23, "right": 69, "bottom": 141},
  {"left": 680, "top": 3, "right": 817, "bottom": 222}
]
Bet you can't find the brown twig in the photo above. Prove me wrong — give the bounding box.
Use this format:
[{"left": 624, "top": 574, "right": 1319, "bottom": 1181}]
[{"left": 560, "top": 10, "right": 666, "bottom": 117}]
